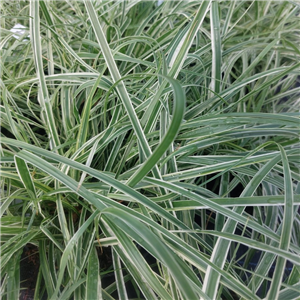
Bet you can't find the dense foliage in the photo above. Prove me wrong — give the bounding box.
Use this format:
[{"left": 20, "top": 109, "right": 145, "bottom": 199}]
[{"left": 1, "top": 1, "right": 300, "bottom": 299}]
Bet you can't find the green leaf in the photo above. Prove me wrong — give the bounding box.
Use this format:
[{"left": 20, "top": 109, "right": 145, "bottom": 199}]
[
  {"left": 14, "top": 156, "right": 36, "bottom": 199},
  {"left": 102, "top": 207, "right": 200, "bottom": 300},
  {"left": 50, "top": 211, "right": 99, "bottom": 300},
  {"left": 267, "top": 145, "right": 295, "bottom": 299},
  {"left": 86, "top": 246, "right": 102, "bottom": 300}
]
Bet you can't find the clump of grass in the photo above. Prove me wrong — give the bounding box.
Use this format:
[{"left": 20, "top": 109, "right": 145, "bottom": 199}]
[{"left": 1, "top": 1, "right": 300, "bottom": 299}]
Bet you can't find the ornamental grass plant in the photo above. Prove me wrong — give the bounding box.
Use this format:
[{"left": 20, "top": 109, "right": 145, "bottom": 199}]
[{"left": 1, "top": 1, "right": 300, "bottom": 299}]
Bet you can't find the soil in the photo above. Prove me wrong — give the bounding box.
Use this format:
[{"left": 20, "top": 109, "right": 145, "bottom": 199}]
[{"left": 19, "top": 244, "right": 40, "bottom": 300}]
